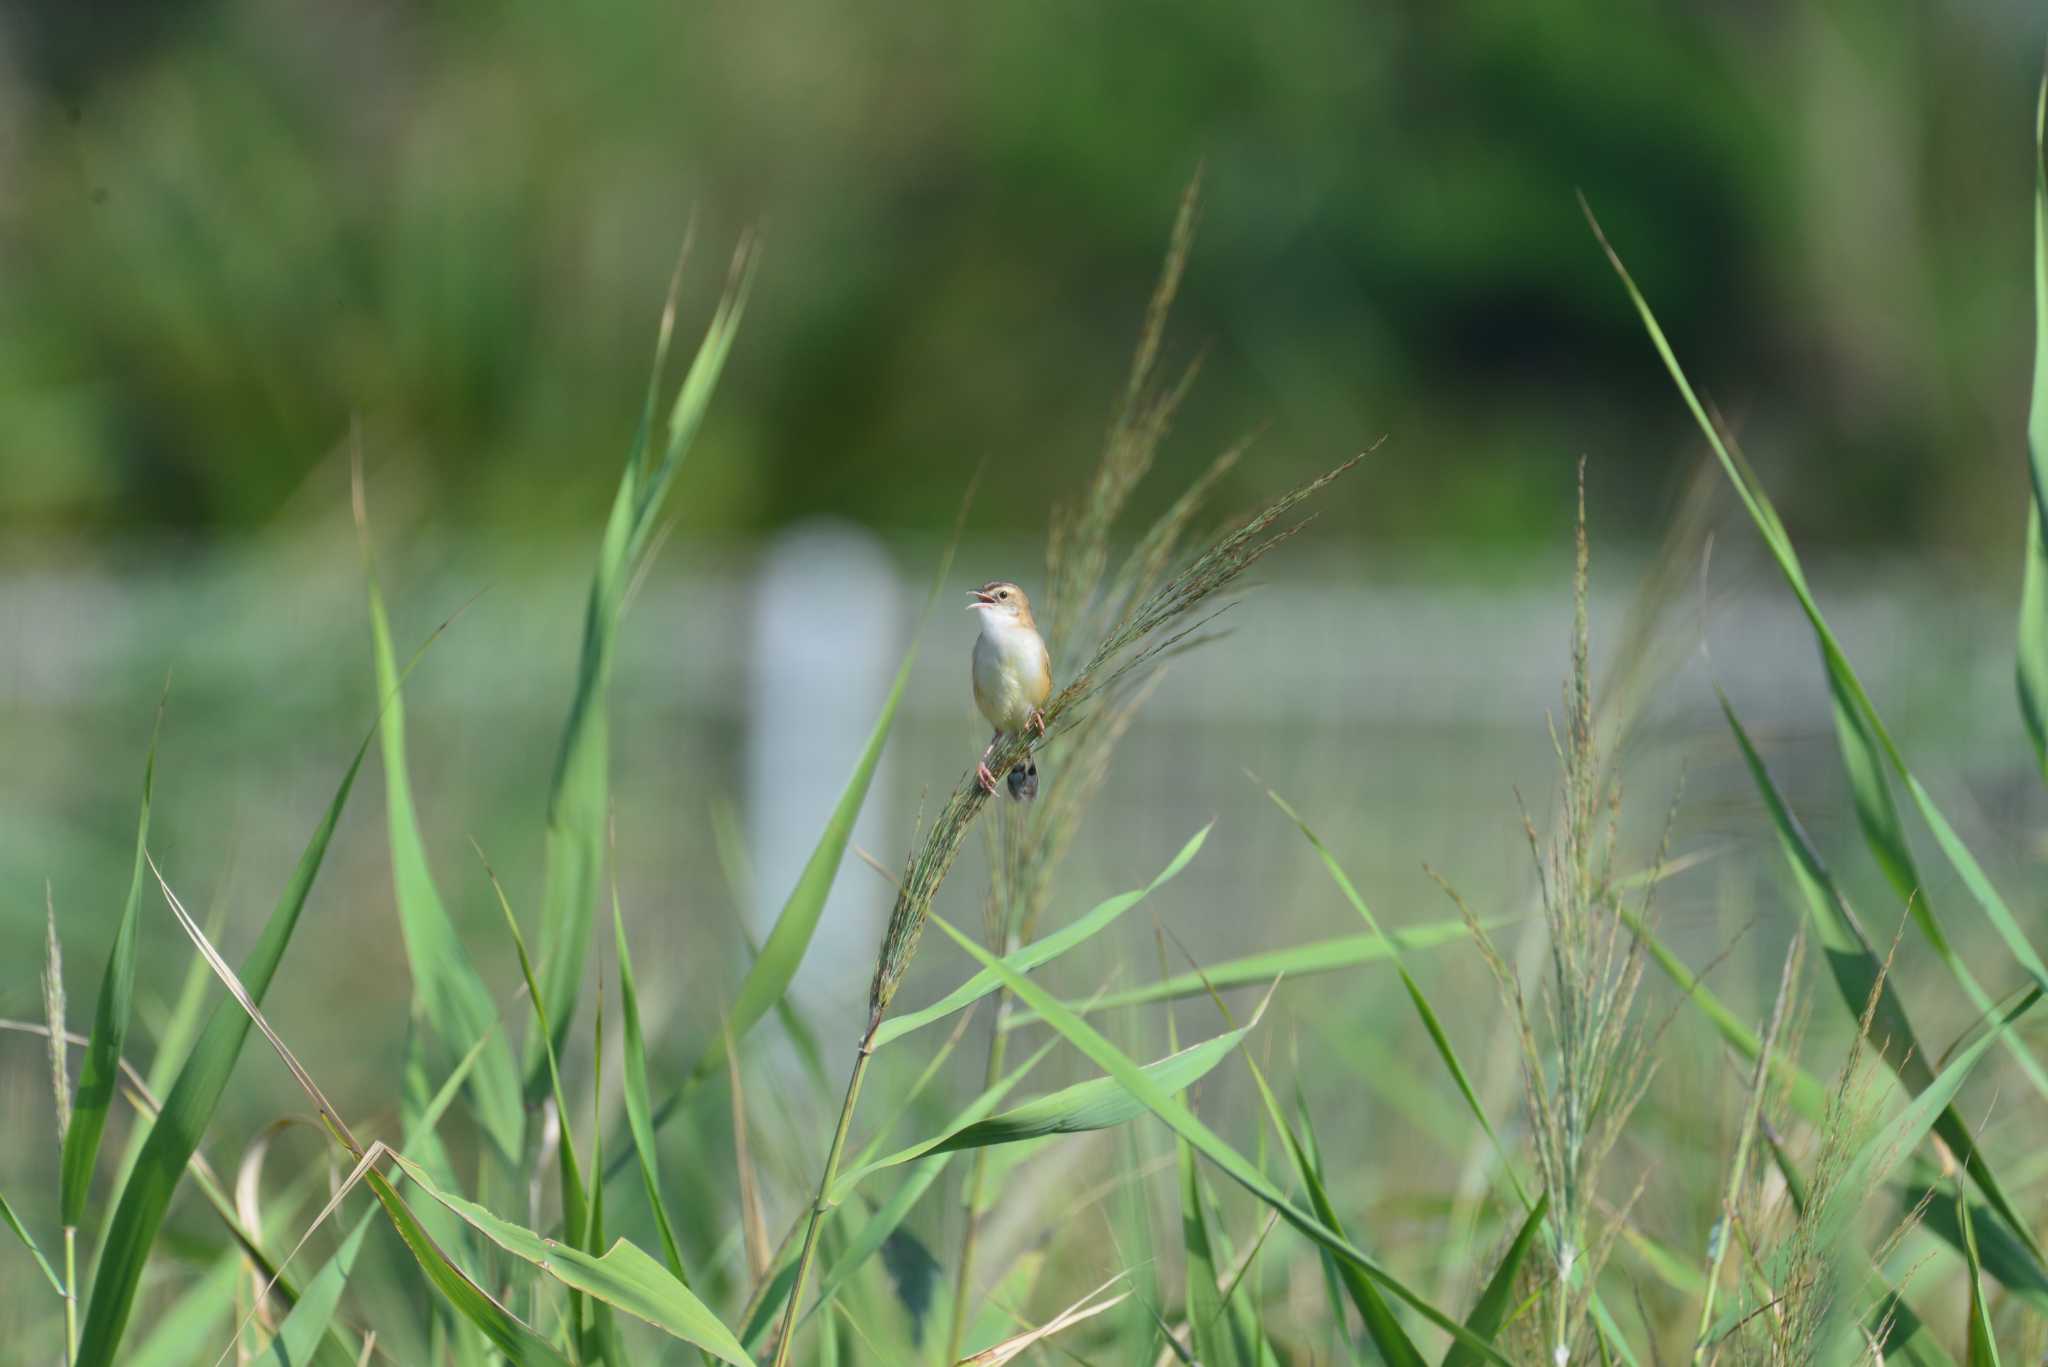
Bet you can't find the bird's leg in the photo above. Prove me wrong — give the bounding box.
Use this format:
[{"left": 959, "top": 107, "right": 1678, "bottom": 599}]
[
  {"left": 1027, "top": 708, "right": 1046, "bottom": 738},
  {"left": 976, "top": 730, "right": 1001, "bottom": 794}
]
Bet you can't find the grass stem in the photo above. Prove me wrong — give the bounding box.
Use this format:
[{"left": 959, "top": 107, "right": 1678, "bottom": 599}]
[
  {"left": 63, "top": 1226, "right": 75, "bottom": 1364},
  {"left": 771, "top": 1023, "right": 878, "bottom": 1367},
  {"left": 942, "top": 990, "right": 1011, "bottom": 1364}
]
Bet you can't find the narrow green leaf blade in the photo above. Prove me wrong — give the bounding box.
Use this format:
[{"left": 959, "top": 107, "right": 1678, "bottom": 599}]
[
  {"left": 361, "top": 524, "right": 524, "bottom": 1165},
  {"left": 2019, "top": 72, "right": 2048, "bottom": 779},
  {"left": 1722, "top": 693, "right": 2041, "bottom": 1259},
  {"left": 529, "top": 268, "right": 750, "bottom": 1099},
  {"left": 60, "top": 698, "right": 163, "bottom": 1226},
  {"left": 1443, "top": 1195, "right": 1547, "bottom": 1367},
  {"left": 0, "top": 1183, "right": 63, "bottom": 1297},
  {"left": 75, "top": 737, "right": 367, "bottom": 1366},
  {"left": 613, "top": 889, "right": 688, "bottom": 1284}
]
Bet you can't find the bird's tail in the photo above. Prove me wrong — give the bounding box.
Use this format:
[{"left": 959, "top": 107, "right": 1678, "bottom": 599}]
[{"left": 1007, "top": 758, "right": 1039, "bottom": 801}]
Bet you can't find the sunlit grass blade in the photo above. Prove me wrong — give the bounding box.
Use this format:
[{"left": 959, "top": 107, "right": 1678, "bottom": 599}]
[
  {"left": 1180, "top": 1138, "right": 1251, "bottom": 1367},
  {"left": 2018, "top": 73, "right": 2048, "bottom": 779},
  {"left": 685, "top": 526, "right": 961, "bottom": 1088},
  {"left": 1721, "top": 692, "right": 2041, "bottom": 1259},
  {"left": 529, "top": 251, "right": 753, "bottom": 1100},
  {"left": 75, "top": 732, "right": 369, "bottom": 1367},
  {"left": 478, "top": 844, "right": 594, "bottom": 1340},
  {"left": 612, "top": 883, "right": 687, "bottom": 1285},
  {"left": 356, "top": 468, "right": 524, "bottom": 1168},
  {"left": 925, "top": 912, "right": 1511, "bottom": 1364},
  {"left": 874, "top": 823, "right": 1212, "bottom": 1050},
  {"left": 1443, "top": 1194, "right": 1547, "bottom": 1367},
  {"left": 0, "top": 1183, "right": 63, "bottom": 1297},
  {"left": 1017, "top": 922, "right": 1497, "bottom": 1031},
  {"left": 60, "top": 686, "right": 164, "bottom": 1229},
  {"left": 1587, "top": 196, "right": 2048, "bottom": 1049},
  {"left": 389, "top": 1151, "right": 756, "bottom": 1365}
]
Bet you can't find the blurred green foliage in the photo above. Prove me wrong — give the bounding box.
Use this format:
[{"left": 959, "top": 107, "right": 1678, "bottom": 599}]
[{"left": 0, "top": 0, "right": 2040, "bottom": 550}]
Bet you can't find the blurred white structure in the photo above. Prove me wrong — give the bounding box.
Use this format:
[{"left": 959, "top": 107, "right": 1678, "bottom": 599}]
[{"left": 744, "top": 521, "right": 905, "bottom": 1025}]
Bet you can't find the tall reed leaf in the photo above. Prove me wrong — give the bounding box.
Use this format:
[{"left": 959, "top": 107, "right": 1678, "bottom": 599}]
[
  {"left": 75, "top": 735, "right": 368, "bottom": 1366},
  {"left": 1721, "top": 692, "right": 2041, "bottom": 1259},
  {"left": 926, "top": 913, "right": 1511, "bottom": 1364},
  {"left": 59, "top": 691, "right": 163, "bottom": 1227},
  {"left": 2019, "top": 74, "right": 2048, "bottom": 778},
  {"left": 357, "top": 477, "right": 525, "bottom": 1166},
  {"left": 1588, "top": 200, "right": 2048, "bottom": 1046},
  {"left": 528, "top": 254, "right": 752, "bottom": 1099}
]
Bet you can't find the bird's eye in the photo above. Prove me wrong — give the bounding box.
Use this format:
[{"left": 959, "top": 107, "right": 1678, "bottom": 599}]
[{"left": 997, "top": 589, "right": 1009, "bottom": 600}]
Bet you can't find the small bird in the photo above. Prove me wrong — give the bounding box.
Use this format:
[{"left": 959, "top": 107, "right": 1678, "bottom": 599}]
[{"left": 968, "top": 580, "right": 1052, "bottom": 798}]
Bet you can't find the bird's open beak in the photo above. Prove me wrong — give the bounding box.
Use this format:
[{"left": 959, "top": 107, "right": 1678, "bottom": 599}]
[{"left": 966, "top": 589, "right": 995, "bottom": 609}]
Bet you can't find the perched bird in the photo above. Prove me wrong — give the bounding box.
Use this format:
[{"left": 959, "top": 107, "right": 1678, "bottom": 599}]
[{"left": 968, "top": 580, "right": 1052, "bottom": 798}]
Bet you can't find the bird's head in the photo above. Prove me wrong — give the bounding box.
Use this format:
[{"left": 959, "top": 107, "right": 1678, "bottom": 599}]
[{"left": 967, "top": 580, "right": 1036, "bottom": 629}]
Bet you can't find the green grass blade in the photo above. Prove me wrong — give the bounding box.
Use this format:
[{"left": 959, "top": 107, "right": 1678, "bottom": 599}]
[
  {"left": 2019, "top": 73, "right": 2048, "bottom": 779},
  {"left": 359, "top": 496, "right": 525, "bottom": 1167},
  {"left": 1588, "top": 198, "right": 2048, "bottom": 1043},
  {"left": 60, "top": 691, "right": 163, "bottom": 1227},
  {"left": 1179, "top": 1138, "right": 1250, "bottom": 1367},
  {"left": 874, "top": 823, "right": 1212, "bottom": 1050},
  {"left": 365, "top": 1164, "right": 573, "bottom": 1367},
  {"left": 1268, "top": 1093, "right": 1425, "bottom": 1367},
  {"left": 687, "top": 534, "right": 959, "bottom": 1087},
  {"left": 1444, "top": 1196, "right": 1546, "bottom": 1367},
  {"left": 1000, "top": 917, "right": 1491, "bottom": 1028},
  {"left": 75, "top": 733, "right": 369, "bottom": 1367},
  {"left": 1722, "top": 693, "right": 2042, "bottom": 1259},
  {"left": 529, "top": 261, "right": 752, "bottom": 1100},
  {"left": 260, "top": 1213, "right": 372, "bottom": 1367},
  {"left": 389, "top": 1152, "right": 755, "bottom": 1365},
  {"left": 612, "top": 886, "right": 688, "bottom": 1285},
  {"left": 0, "top": 1183, "right": 64, "bottom": 1297},
  {"left": 926, "top": 912, "right": 1509, "bottom": 1364},
  {"left": 1959, "top": 1185, "right": 2004, "bottom": 1367}
]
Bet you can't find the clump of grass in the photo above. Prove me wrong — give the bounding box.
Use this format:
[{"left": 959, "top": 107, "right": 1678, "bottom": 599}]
[{"left": 1449, "top": 463, "right": 1670, "bottom": 1366}]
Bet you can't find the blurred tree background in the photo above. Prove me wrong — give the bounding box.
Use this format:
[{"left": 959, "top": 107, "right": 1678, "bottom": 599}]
[{"left": 3, "top": 0, "right": 2041, "bottom": 554}]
